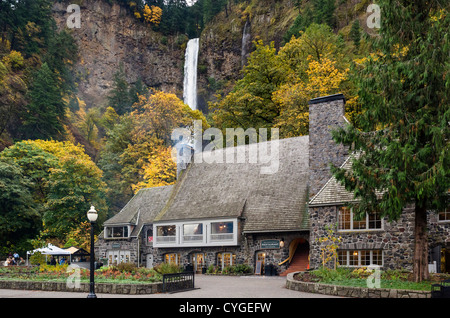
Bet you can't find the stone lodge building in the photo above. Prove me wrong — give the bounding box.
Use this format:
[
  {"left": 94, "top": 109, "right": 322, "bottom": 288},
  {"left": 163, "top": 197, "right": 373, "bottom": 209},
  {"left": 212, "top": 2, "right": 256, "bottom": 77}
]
[{"left": 96, "top": 94, "right": 450, "bottom": 275}]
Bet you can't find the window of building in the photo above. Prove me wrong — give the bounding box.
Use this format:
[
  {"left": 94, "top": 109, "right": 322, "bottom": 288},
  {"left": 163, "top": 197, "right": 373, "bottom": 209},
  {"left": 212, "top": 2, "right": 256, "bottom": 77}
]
[
  {"left": 145, "top": 227, "right": 153, "bottom": 245},
  {"left": 338, "top": 250, "right": 383, "bottom": 267},
  {"left": 217, "top": 252, "right": 235, "bottom": 269},
  {"left": 156, "top": 225, "right": 176, "bottom": 243},
  {"left": 439, "top": 207, "right": 450, "bottom": 222},
  {"left": 183, "top": 223, "right": 203, "bottom": 242},
  {"left": 107, "top": 250, "right": 130, "bottom": 265},
  {"left": 165, "top": 253, "right": 180, "bottom": 265},
  {"left": 211, "top": 221, "right": 234, "bottom": 241},
  {"left": 338, "top": 207, "right": 382, "bottom": 231},
  {"left": 105, "top": 226, "right": 129, "bottom": 238}
]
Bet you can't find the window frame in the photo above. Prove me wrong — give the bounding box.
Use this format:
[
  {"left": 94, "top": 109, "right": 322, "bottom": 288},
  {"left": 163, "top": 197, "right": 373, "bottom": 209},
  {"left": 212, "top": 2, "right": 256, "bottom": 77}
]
[
  {"left": 338, "top": 250, "right": 384, "bottom": 267},
  {"left": 217, "top": 252, "right": 236, "bottom": 270},
  {"left": 104, "top": 225, "right": 130, "bottom": 239},
  {"left": 338, "top": 206, "right": 383, "bottom": 232},
  {"left": 438, "top": 207, "right": 450, "bottom": 222},
  {"left": 153, "top": 218, "right": 238, "bottom": 248}
]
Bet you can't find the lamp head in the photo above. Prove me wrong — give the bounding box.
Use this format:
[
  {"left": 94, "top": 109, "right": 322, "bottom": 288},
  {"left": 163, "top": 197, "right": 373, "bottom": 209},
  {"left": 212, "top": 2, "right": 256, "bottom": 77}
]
[{"left": 87, "top": 205, "right": 98, "bottom": 223}]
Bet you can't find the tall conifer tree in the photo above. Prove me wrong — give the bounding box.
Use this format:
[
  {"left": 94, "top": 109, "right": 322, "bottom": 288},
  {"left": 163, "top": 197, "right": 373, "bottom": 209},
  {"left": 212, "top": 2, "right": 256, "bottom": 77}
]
[{"left": 331, "top": 1, "right": 449, "bottom": 282}]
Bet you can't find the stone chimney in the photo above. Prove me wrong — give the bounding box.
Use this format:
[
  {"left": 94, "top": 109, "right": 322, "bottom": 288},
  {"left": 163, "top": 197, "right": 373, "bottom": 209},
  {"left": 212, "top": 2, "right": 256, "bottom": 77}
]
[{"left": 308, "top": 93, "right": 349, "bottom": 198}]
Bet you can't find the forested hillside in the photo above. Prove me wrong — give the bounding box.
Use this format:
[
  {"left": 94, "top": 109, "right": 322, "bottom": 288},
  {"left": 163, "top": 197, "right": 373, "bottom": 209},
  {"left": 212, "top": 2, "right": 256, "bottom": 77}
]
[{"left": 0, "top": 0, "right": 447, "bottom": 264}]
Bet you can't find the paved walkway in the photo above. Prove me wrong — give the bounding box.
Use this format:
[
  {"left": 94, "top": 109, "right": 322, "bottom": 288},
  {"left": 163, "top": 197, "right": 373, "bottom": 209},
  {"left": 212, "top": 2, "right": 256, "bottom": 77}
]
[{"left": 0, "top": 275, "right": 338, "bottom": 298}]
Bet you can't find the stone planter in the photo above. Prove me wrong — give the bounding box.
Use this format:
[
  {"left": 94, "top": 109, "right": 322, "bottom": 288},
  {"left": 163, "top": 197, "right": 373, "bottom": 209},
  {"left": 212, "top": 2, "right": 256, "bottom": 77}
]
[
  {"left": 0, "top": 279, "right": 163, "bottom": 295},
  {"left": 286, "top": 272, "right": 431, "bottom": 298}
]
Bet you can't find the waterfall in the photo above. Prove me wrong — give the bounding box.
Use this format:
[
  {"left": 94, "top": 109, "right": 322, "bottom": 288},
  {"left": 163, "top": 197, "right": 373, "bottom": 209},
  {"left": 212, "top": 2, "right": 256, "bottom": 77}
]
[
  {"left": 241, "top": 19, "right": 251, "bottom": 67},
  {"left": 183, "top": 38, "right": 199, "bottom": 110}
]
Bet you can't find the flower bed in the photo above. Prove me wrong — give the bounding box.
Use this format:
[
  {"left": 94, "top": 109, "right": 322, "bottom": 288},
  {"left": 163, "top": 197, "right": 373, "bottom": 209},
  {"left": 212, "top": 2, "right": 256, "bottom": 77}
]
[
  {"left": 0, "top": 262, "right": 182, "bottom": 284},
  {"left": 294, "top": 267, "right": 450, "bottom": 291},
  {"left": 0, "top": 263, "right": 186, "bottom": 294},
  {"left": 286, "top": 267, "right": 450, "bottom": 298}
]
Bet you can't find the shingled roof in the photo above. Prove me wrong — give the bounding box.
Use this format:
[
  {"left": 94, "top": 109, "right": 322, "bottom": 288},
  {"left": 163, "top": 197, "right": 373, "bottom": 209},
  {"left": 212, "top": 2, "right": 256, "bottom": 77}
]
[
  {"left": 155, "top": 136, "right": 310, "bottom": 233},
  {"left": 308, "top": 152, "right": 388, "bottom": 207},
  {"left": 308, "top": 155, "right": 356, "bottom": 207},
  {"left": 104, "top": 185, "right": 174, "bottom": 236}
]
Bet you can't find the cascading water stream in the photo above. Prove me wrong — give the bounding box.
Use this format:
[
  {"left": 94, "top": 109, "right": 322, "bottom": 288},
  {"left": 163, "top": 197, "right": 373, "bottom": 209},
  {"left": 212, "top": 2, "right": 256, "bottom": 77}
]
[
  {"left": 241, "top": 18, "right": 251, "bottom": 67},
  {"left": 183, "top": 38, "right": 199, "bottom": 110}
]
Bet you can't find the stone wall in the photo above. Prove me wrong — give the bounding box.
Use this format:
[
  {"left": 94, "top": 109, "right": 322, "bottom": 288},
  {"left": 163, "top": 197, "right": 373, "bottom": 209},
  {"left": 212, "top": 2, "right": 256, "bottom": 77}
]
[
  {"left": 0, "top": 280, "right": 162, "bottom": 295},
  {"left": 285, "top": 273, "right": 431, "bottom": 298},
  {"left": 309, "top": 203, "right": 450, "bottom": 271},
  {"left": 96, "top": 237, "right": 139, "bottom": 264},
  {"left": 309, "top": 205, "right": 415, "bottom": 270}
]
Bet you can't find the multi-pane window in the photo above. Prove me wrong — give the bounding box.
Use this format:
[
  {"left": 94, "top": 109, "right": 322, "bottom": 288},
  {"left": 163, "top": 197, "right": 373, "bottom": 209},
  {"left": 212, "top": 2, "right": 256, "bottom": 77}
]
[
  {"left": 165, "top": 253, "right": 180, "bottom": 265},
  {"left": 217, "top": 252, "right": 236, "bottom": 269},
  {"left": 105, "top": 226, "right": 129, "bottom": 238},
  {"left": 338, "top": 207, "right": 382, "bottom": 231},
  {"left": 439, "top": 207, "right": 450, "bottom": 222},
  {"left": 338, "top": 250, "right": 383, "bottom": 267}
]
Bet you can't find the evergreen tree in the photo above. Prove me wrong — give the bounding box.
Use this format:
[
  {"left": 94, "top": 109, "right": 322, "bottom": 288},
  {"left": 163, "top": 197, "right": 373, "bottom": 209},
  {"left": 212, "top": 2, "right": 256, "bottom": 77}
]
[
  {"left": 107, "top": 65, "right": 132, "bottom": 116},
  {"left": 312, "top": 0, "right": 336, "bottom": 28},
  {"left": 331, "top": 1, "right": 449, "bottom": 282},
  {"left": 20, "top": 62, "right": 66, "bottom": 140},
  {"left": 349, "top": 20, "right": 361, "bottom": 50}
]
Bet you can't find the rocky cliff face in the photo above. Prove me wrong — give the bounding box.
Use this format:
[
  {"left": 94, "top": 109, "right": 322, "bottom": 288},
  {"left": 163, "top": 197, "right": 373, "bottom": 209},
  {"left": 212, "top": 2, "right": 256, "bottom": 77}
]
[
  {"left": 52, "top": 0, "right": 297, "bottom": 112},
  {"left": 52, "top": 0, "right": 185, "bottom": 108},
  {"left": 197, "top": 0, "right": 297, "bottom": 111}
]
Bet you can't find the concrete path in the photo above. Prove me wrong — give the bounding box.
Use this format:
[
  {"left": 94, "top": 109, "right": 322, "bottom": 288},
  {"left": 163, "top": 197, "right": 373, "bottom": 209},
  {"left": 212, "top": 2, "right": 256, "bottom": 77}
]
[{"left": 0, "top": 275, "right": 338, "bottom": 298}]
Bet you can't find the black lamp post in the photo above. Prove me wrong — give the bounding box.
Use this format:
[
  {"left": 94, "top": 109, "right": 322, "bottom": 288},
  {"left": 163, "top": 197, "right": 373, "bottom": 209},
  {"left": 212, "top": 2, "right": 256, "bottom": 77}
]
[{"left": 87, "top": 205, "right": 98, "bottom": 298}]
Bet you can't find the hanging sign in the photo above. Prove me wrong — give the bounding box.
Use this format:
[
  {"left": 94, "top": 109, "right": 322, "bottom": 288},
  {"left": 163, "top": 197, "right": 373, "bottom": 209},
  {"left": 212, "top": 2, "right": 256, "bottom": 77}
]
[{"left": 260, "top": 240, "right": 280, "bottom": 249}]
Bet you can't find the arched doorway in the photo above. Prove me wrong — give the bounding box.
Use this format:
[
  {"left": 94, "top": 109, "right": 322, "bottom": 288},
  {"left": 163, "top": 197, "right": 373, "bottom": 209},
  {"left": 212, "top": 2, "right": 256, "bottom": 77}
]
[{"left": 279, "top": 238, "right": 309, "bottom": 276}]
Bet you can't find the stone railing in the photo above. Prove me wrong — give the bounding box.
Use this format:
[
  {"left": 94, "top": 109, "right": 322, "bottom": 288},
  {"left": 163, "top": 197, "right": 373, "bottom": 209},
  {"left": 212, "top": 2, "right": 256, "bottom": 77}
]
[
  {"left": 286, "top": 272, "right": 431, "bottom": 298},
  {"left": 0, "top": 280, "right": 163, "bottom": 295}
]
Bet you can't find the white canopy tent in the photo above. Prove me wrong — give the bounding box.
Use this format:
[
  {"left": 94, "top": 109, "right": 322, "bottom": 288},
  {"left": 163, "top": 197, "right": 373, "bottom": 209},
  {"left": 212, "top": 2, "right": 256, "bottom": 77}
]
[{"left": 26, "top": 243, "right": 71, "bottom": 265}]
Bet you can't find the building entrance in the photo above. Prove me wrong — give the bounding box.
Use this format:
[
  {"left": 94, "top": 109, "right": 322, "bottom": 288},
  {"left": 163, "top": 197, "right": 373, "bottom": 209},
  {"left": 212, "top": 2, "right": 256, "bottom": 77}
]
[{"left": 192, "top": 253, "right": 205, "bottom": 273}]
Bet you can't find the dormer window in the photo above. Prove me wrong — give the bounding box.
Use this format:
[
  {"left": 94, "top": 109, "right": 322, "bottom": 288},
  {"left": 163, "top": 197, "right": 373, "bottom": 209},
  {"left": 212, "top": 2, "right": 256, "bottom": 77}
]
[{"left": 105, "top": 226, "right": 129, "bottom": 238}]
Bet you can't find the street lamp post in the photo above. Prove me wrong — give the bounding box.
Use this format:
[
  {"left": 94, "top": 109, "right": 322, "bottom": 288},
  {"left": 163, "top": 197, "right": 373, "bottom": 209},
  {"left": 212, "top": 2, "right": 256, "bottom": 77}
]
[{"left": 87, "top": 205, "right": 98, "bottom": 299}]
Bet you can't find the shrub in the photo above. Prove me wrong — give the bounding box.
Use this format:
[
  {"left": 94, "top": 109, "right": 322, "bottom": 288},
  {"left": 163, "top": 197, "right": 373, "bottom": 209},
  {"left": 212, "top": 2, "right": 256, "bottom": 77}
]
[
  {"left": 153, "top": 263, "right": 182, "bottom": 275},
  {"left": 117, "top": 262, "right": 137, "bottom": 273},
  {"left": 29, "top": 252, "right": 46, "bottom": 265}
]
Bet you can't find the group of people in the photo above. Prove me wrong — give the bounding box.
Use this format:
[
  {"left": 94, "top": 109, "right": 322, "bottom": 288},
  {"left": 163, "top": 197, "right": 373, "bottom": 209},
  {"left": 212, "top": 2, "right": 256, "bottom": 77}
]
[
  {"left": 49, "top": 256, "right": 67, "bottom": 266},
  {"left": 3, "top": 252, "right": 24, "bottom": 266}
]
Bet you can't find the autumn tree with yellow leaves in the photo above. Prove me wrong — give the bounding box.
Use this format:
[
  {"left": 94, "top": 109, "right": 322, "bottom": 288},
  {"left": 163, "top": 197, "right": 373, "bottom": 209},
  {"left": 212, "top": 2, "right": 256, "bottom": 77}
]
[{"left": 210, "top": 23, "right": 357, "bottom": 139}]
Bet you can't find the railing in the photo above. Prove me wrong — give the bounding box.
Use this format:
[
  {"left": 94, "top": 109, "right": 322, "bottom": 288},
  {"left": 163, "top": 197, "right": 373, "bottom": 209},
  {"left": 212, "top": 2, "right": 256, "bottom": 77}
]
[
  {"left": 431, "top": 279, "right": 450, "bottom": 298},
  {"left": 210, "top": 233, "right": 234, "bottom": 241},
  {"left": 162, "top": 271, "right": 195, "bottom": 293},
  {"left": 183, "top": 235, "right": 203, "bottom": 242},
  {"left": 155, "top": 236, "right": 176, "bottom": 243}
]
